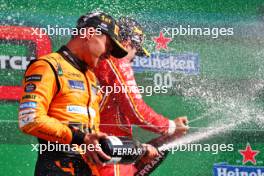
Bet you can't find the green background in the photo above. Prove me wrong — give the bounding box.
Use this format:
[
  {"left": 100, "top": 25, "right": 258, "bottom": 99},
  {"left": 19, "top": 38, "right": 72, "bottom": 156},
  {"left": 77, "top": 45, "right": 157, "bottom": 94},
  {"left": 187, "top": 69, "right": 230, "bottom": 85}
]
[{"left": 1, "top": 0, "right": 264, "bottom": 175}]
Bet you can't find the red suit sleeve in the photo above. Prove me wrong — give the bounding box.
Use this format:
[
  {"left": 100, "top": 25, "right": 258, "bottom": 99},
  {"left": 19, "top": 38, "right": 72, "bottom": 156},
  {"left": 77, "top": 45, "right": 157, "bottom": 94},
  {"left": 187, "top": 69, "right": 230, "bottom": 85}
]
[{"left": 105, "top": 58, "right": 176, "bottom": 135}]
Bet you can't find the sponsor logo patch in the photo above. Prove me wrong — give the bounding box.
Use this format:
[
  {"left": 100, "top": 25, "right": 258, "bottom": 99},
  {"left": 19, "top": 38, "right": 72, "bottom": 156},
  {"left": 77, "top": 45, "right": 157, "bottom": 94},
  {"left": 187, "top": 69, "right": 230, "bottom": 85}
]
[
  {"left": 24, "top": 83, "right": 36, "bottom": 92},
  {"left": 19, "top": 109, "right": 36, "bottom": 116},
  {"left": 68, "top": 80, "right": 85, "bottom": 90},
  {"left": 67, "top": 105, "right": 88, "bottom": 115},
  {"left": 19, "top": 102, "right": 37, "bottom": 109},
  {"left": 19, "top": 113, "right": 36, "bottom": 128},
  {"left": 25, "top": 74, "right": 42, "bottom": 82},
  {"left": 66, "top": 72, "right": 81, "bottom": 78},
  {"left": 99, "top": 23, "right": 109, "bottom": 31},
  {"left": 22, "top": 94, "right": 36, "bottom": 100}
]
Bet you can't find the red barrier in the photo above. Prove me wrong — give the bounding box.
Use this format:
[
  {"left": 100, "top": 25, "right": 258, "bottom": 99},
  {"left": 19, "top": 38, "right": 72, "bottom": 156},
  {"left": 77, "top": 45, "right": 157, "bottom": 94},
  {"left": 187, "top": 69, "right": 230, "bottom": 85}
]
[
  {"left": 0, "top": 26, "right": 52, "bottom": 100},
  {"left": 0, "top": 86, "right": 23, "bottom": 100}
]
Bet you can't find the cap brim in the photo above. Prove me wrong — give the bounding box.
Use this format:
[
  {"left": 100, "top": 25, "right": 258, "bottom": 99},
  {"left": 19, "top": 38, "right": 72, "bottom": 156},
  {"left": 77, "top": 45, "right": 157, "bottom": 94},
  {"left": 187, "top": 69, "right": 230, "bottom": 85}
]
[
  {"left": 142, "top": 47, "right": 150, "bottom": 57},
  {"left": 136, "top": 46, "right": 150, "bottom": 57},
  {"left": 110, "top": 38, "right": 128, "bottom": 58}
]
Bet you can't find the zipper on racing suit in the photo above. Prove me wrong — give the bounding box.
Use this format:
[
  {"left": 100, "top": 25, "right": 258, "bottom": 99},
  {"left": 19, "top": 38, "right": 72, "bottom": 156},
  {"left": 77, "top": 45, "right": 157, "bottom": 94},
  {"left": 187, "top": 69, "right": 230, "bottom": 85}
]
[{"left": 58, "top": 46, "right": 93, "bottom": 134}]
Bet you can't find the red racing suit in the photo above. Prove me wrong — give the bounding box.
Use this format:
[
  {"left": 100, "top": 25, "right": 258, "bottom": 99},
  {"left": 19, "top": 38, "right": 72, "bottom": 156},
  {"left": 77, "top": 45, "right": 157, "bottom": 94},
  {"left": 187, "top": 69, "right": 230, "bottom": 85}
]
[{"left": 94, "top": 56, "right": 176, "bottom": 176}]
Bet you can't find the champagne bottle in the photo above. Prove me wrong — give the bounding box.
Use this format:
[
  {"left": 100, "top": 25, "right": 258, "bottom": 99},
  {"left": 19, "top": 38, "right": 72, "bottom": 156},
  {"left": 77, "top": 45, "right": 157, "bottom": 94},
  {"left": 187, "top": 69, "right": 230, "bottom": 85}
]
[{"left": 99, "top": 136, "right": 146, "bottom": 164}]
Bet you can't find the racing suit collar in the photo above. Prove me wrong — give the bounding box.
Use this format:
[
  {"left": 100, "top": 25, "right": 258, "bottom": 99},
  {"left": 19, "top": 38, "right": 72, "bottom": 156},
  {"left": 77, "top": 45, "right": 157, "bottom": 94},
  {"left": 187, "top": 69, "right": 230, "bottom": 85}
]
[{"left": 57, "top": 46, "right": 88, "bottom": 72}]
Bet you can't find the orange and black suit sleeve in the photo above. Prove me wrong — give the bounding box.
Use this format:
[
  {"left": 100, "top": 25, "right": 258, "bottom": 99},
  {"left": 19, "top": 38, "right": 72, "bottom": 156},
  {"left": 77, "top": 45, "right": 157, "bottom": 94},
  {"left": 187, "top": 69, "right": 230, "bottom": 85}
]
[{"left": 18, "top": 60, "right": 75, "bottom": 144}]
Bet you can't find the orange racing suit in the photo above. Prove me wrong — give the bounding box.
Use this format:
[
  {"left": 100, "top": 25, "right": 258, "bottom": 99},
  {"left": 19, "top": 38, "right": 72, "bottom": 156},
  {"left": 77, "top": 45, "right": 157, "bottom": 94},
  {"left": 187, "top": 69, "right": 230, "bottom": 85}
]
[{"left": 18, "top": 46, "right": 101, "bottom": 175}]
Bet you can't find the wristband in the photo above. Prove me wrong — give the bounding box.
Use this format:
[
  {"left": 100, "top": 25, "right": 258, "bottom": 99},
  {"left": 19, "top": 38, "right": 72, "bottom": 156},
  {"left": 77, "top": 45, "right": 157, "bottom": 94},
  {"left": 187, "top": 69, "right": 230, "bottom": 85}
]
[
  {"left": 167, "top": 120, "right": 176, "bottom": 135},
  {"left": 70, "top": 128, "right": 85, "bottom": 145}
]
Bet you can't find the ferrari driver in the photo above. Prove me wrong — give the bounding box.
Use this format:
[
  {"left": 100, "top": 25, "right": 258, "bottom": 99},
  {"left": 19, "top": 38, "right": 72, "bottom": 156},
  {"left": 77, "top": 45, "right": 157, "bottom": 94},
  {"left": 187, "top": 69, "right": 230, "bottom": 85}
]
[{"left": 94, "top": 17, "right": 189, "bottom": 176}]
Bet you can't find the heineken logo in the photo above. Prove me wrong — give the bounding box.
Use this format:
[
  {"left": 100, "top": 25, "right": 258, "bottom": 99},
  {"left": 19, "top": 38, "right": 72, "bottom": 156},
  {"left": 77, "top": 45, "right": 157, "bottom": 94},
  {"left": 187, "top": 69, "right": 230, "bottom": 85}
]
[
  {"left": 214, "top": 144, "right": 263, "bottom": 176},
  {"left": 213, "top": 163, "right": 264, "bottom": 176},
  {"left": 132, "top": 52, "right": 199, "bottom": 75}
]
